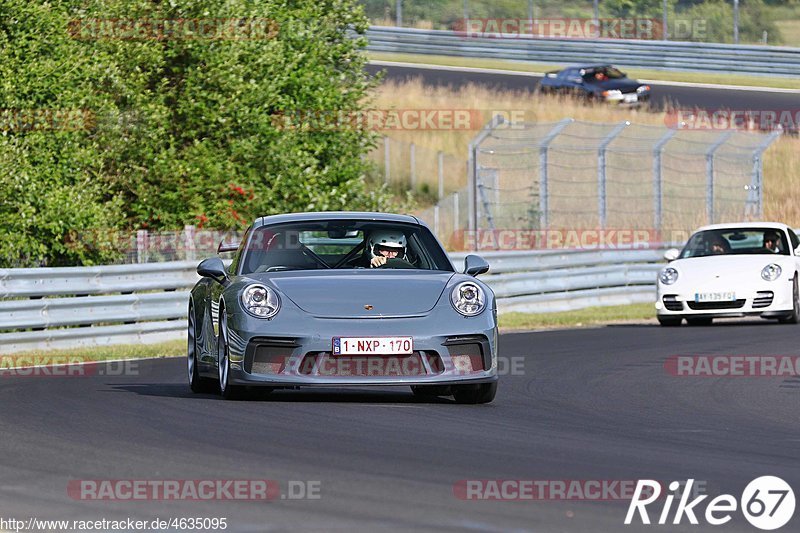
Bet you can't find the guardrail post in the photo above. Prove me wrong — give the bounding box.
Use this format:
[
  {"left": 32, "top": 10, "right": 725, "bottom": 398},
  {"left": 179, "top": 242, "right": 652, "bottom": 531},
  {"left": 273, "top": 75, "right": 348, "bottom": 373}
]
[
  {"left": 468, "top": 115, "right": 503, "bottom": 242},
  {"left": 453, "top": 191, "right": 460, "bottom": 232},
  {"left": 383, "top": 136, "right": 390, "bottom": 185},
  {"left": 538, "top": 118, "right": 573, "bottom": 229},
  {"left": 434, "top": 205, "right": 440, "bottom": 238},
  {"left": 652, "top": 129, "right": 676, "bottom": 231},
  {"left": 705, "top": 131, "right": 734, "bottom": 225},
  {"left": 749, "top": 130, "right": 781, "bottom": 219},
  {"left": 597, "top": 121, "right": 629, "bottom": 228}
]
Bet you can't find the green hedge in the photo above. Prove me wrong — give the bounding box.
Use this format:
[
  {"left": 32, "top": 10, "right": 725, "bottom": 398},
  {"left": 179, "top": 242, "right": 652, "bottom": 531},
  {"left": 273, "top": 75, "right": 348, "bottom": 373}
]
[{"left": 0, "top": 0, "right": 387, "bottom": 267}]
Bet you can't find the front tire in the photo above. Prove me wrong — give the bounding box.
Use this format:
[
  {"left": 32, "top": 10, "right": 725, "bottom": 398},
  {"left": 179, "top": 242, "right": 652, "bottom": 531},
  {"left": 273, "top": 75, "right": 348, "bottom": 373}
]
[
  {"left": 452, "top": 382, "right": 497, "bottom": 404},
  {"left": 188, "top": 303, "right": 217, "bottom": 394},
  {"left": 779, "top": 277, "right": 799, "bottom": 324},
  {"left": 218, "top": 309, "right": 246, "bottom": 400}
]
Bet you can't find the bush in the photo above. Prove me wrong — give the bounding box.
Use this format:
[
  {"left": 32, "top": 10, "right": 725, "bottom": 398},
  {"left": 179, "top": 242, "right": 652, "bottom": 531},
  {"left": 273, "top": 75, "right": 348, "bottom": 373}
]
[{"left": 0, "top": 0, "right": 388, "bottom": 267}]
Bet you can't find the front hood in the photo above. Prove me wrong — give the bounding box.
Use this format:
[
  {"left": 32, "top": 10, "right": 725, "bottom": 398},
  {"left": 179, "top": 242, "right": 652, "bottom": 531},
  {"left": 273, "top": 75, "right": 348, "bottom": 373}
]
[
  {"left": 246, "top": 270, "right": 456, "bottom": 317},
  {"left": 669, "top": 255, "right": 791, "bottom": 285},
  {"left": 587, "top": 79, "right": 641, "bottom": 92}
]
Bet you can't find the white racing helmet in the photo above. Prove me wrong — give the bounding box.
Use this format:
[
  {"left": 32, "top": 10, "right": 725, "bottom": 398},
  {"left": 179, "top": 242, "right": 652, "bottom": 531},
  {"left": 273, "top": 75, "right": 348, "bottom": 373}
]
[{"left": 368, "top": 230, "right": 407, "bottom": 260}]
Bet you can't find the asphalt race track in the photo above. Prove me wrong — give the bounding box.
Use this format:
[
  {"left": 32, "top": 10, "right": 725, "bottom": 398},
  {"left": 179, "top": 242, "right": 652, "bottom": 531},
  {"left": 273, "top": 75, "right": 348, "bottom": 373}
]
[
  {"left": 368, "top": 62, "right": 800, "bottom": 111},
  {"left": 1, "top": 322, "right": 798, "bottom": 532}
]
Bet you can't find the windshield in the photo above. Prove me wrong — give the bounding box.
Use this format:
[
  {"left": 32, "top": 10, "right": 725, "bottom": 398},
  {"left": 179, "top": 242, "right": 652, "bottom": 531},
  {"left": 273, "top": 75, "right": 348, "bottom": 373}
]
[
  {"left": 582, "top": 66, "right": 626, "bottom": 81},
  {"left": 679, "top": 228, "right": 789, "bottom": 259},
  {"left": 239, "top": 220, "right": 453, "bottom": 274}
]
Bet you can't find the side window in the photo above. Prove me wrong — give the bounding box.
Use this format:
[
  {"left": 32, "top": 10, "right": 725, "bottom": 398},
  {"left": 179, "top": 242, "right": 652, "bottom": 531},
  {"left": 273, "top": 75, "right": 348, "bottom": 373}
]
[
  {"left": 229, "top": 227, "right": 251, "bottom": 275},
  {"left": 790, "top": 230, "right": 799, "bottom": 253},
  {"left": 559, "top": 68, "right": 575, "bottom": 80}
]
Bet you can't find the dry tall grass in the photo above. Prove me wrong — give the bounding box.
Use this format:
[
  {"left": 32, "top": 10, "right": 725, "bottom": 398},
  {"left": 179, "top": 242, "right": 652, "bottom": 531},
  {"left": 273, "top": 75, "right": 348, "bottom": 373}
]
[{"left": 370, "top": 78, "right": 800, "bottom": 227}]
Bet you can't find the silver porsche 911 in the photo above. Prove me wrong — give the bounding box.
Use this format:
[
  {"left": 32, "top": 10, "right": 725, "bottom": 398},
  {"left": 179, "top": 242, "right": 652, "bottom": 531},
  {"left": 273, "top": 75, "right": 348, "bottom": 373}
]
[{"left": 188, "top": 212, "right": 498, "bottom": 403}]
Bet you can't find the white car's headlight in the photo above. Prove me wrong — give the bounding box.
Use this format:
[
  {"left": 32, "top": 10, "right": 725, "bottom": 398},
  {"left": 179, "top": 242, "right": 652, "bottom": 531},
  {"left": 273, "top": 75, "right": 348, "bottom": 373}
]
[
  {"left": 761, "top": 264, "right": 782, "bottom": 282},
  {"left": 451, "top": 282, "right": 486, "bottom": 316},
  {"left": 659, "top": 267, "right": 679, "bottom": 285},
  {"left": 241, "top": 284, "right": 280, "bottom": 318}
]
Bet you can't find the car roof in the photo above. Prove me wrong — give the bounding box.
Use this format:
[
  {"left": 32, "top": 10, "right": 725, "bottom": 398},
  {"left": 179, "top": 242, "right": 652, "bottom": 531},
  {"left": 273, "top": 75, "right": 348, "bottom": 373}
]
[
  {"left": 693, "top": 222, "right": 792, "bottom": 233},
  {"left": 565, "top": 64, "right": 614, "bottom": 70},
  {"left": 254, "top": 211, "right": 420, "bottom": 227}
]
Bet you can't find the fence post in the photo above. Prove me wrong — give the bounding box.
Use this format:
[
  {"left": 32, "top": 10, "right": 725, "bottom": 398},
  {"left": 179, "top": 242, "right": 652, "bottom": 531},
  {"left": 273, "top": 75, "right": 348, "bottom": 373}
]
[
  {"left": 136, "top": 230, "right": 149, "bottom": 264},
  {"left": 396, "top": 0, "right": 402, "bottom": 27},
  {"left": 437, "top": 151, "right": 444, "bottom": 201},
  {"left": 597, "top": 121, "right": 629, "bottom": 228},
  {"left": 468, "top": 115, "right": 504, "bottom": 240},
  {"left": 410, "top": 142, "right": 416, "bottom": 190},
  {"left": 183, "top": 225, "right": 196, "bottom": 262},
  {"left": 749, "top": 130, "right": 781, "bottom": 219},
  {"left": 453, "top": 192, "right": 460, "bottom": 233},
  {"left": 434, "top": 205, "right": 440, "bottom": 239},
  {"left": 383, "top": 136, "right": 390, "bottom": 185},
  {"left": 652, "top": 129, "right": 677, "bottom": 232},
  {"left": 538, "top": 118, "right": 573, "bottom": 229},
  {"left": 705, "top": 131, "right": 734, "bottom": 225}
]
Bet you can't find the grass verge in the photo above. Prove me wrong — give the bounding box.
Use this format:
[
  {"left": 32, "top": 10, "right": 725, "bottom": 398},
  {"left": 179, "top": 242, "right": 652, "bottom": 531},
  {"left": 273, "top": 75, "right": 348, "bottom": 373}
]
[
  {"left": 1, "top": 339, "right": 185, "bottom": 365},
  {"left": 499, "top": 303, "right": 655, "bottom": 331},
  {"left": 368, "top": 51, "right": 800, "bottom": 91}
]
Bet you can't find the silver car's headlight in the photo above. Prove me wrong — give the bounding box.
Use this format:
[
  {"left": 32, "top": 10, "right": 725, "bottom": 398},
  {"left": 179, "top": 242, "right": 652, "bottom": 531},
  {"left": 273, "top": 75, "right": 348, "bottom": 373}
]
[
  {"left": 451, "top": 282, "right": 486, "bottom": 316},
  {"left": 659, "top": 267, "right": 679, "bottom": 285},
  {"left": 241, "top": 284, "right": 280, "bottom": 318},
  {"left": 761, "top": 264, "right": 782, "bottom": 281}
]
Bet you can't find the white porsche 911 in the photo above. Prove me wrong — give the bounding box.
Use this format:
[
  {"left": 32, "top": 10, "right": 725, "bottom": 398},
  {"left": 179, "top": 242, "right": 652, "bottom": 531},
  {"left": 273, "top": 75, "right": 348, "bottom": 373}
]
[{"left": 656, "top": 222, "right": 800, "bottom": 326}]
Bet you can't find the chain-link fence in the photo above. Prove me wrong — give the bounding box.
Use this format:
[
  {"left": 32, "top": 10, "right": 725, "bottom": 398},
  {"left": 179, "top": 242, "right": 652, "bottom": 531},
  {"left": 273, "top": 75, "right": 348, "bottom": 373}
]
[{"left": 414, "top": 116, "right": 780, "bottom": 249}]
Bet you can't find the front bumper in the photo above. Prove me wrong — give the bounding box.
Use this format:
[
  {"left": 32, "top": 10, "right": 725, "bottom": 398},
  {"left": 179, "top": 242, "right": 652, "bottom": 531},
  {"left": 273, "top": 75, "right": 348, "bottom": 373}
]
[
  {"left": 222, "top": 307, "right": 499, "bottom": 388},
  {"left": 656, "top": 280, "right": 793, "bottom": 319}
]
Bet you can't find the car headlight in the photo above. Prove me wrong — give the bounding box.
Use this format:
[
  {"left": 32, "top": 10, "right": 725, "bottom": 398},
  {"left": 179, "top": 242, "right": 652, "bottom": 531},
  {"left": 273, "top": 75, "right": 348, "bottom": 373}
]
[
  {"left": 602, "top": 89, "right": 622, "bottom": 98},
  {"left": 451, "top": 282, "right": 486, "bottom": 316},
  {"left": 637, "top": 85, "right": 650, "bottom": 93},
  {"left": 659, "top": 267, "right": 679, "bottom": 285},
  {"left": 241, "top": 284, "right": 280, "bottom": 318},
  {"left": 761, "top": 264, "right": 782, "bottom": 281}
]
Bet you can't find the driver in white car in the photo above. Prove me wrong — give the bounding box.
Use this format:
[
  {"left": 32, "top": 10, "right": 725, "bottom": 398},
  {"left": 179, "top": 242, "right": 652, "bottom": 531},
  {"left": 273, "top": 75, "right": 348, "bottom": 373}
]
[
  {"left": 368, "top": 230, "right": 408, "bottom": 268},
  {"left": 763, "top": 231, "right": 782, "bottom": 254}
]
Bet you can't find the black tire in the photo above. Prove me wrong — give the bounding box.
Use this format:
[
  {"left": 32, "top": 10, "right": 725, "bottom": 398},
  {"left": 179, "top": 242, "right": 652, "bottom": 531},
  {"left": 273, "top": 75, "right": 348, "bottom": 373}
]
[
  {"left": 779, "top": 277, "right": 799, "bottom": 324},
  {"left": 452, "top": 382, "right": 497, "bottom": 404},
  {"left": 411, "top": 385, "right": 451, "bottom": 398},
  {"left": 657, "top": 316, "right": 682, "bottom": 327},
  {"left": 188, "top": 303, "right": 217, "bottom": 394},
  {"left": 686, "top": 317, "right": 713, "bottom": 326},
  {"left": 218, "top": 309, "right": 247, "bottom": 400}
]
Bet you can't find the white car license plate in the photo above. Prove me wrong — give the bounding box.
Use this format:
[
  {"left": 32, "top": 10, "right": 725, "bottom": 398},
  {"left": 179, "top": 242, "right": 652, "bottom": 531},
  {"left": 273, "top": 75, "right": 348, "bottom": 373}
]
[
  {"left": 694, "top": 291, "right": 736, "bottom": 303},
  {"left": 332, "top": 336, "right": 413, "bottom": 355},
  {"left": 623, "top": 94, "right": 638, "bottom": 103}
]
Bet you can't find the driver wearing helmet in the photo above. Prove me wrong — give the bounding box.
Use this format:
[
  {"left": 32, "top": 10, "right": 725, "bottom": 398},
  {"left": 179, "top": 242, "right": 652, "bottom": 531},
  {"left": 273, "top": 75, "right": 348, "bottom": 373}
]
[{"left": 368, "top": 230, "right": 409, "bottom": 268}]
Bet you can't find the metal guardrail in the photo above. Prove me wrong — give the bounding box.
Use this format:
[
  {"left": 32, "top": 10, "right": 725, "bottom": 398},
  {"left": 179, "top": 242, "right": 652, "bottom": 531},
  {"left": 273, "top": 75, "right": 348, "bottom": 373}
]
[
  {"left": 0, "top": 249, "right": 670, "bottom": 353},
  {"left": 366, "top": 26, "right": 800, "bottom": 77}
]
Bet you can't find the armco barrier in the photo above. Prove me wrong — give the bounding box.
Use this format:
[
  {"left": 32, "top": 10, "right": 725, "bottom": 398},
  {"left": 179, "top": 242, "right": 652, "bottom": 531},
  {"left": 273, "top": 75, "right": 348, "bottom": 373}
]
[
  {"left": 0, "top": 248, "right": 669, "bottom": 354},
  {"left": 366, "top": 26, "right": 800, "bottom": 77}
]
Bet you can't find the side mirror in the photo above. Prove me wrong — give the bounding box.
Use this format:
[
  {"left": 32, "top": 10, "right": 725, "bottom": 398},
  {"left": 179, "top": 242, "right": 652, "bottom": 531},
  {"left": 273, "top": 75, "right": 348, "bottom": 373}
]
[
  {"left": 664, "top": 248, "right": 680, "bottom": 262},
  {"left": 464, "top": 254, "right": 489, "bottom": 277},
  {"left": 197, "top": 257, "right": 228, "bottom": 285}
]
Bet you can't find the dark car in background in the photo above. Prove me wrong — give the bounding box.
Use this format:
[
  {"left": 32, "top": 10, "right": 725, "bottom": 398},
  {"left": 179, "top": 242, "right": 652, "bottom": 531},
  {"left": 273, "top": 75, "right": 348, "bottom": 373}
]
[{"left": 538, "top": 64, "right": 651, "bottom": 105}]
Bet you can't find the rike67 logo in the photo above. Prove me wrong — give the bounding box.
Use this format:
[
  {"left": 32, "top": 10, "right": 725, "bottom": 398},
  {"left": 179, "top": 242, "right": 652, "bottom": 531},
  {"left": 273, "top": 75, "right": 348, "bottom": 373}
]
[{"left": 625, "top": 477, "right": 795, "bottom": 530}]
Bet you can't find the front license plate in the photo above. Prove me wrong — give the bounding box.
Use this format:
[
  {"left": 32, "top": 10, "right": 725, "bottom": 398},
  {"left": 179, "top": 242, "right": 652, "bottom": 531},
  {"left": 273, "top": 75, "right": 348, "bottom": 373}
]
[
  {"left": 623, "top": 94, "right": 638, "bottom": 103},
  {"left": 694, "top": 291, "right": 736, "bottom": 303},
  {"left": 332, "top": 336, "right": 413, "bottom": 355}
]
